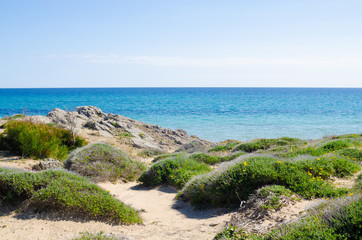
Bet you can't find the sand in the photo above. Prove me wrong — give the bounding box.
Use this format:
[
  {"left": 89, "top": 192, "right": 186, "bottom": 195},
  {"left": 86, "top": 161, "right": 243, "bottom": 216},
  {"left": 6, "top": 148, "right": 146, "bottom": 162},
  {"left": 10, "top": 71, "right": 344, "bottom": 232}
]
[{"left": 0, "top": 179, "right": 231, "bottom": 240}]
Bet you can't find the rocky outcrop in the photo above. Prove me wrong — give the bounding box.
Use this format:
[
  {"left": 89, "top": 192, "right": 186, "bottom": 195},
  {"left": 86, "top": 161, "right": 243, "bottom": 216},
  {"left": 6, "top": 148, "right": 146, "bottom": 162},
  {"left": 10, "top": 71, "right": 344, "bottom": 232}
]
[{"left": 45, "top": 106, "right": 212, "bottom": 152}]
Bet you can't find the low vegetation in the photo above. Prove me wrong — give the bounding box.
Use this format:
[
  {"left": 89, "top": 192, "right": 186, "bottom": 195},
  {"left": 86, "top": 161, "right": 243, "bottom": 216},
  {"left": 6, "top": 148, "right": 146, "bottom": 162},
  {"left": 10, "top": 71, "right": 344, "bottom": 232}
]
[
  {"left": 0, "top": 120, "right": 86, "bottom": 160},
  {"left": 0, "top": 168, "right": 142, "bottom": 224},
  {"left": 214, "top": 194, "right": 361, "bottom": 240},
  {"left": 138, "top": 154, "right": 211, "bottom": 189},
  {"left": 180, "top": 155, "right": 359, "bottom": 207},
  {"left": 208, "top": 141, "right": 240, "bottom": 152},
  {"left": 233, "top": 137, "right": 305, "bottom": 153},
  {"left": 266, "top": 195, "right": 361, "bottom": 240},
  {"left": 64, "top": 143, "right": 146, "bottom": 182},
  {"left": 257, "top": 185, "right": 295, "bottom": 210},
  {"left": 189, "top": 152, "right": 244, "bottom": 165},
  {"left": 71, "top": 231, "right": 128, "bottom": 240}
]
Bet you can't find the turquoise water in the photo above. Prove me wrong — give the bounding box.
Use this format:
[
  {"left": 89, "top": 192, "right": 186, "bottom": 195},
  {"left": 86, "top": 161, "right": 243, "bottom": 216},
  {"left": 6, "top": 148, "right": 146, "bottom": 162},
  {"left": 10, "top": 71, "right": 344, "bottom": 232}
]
[{"left": 0, "top": 88, "right": 361, "bottom": 142}]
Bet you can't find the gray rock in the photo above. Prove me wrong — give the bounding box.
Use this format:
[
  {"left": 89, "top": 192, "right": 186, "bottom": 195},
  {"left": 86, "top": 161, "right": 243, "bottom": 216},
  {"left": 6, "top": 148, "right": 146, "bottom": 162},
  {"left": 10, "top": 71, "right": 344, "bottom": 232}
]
[
  {"left": 76, "top": 106, "right": 105, "bottom": 118},
  {"left": 32, "top": 158, "right": 62, "bottom": 170}
]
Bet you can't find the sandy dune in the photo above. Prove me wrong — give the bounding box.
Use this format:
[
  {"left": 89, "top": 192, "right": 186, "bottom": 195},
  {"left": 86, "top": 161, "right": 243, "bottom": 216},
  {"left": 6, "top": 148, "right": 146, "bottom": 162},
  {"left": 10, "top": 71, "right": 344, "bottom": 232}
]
[{"left": 0, "top": 180, "right": 231, "bottom": 240}]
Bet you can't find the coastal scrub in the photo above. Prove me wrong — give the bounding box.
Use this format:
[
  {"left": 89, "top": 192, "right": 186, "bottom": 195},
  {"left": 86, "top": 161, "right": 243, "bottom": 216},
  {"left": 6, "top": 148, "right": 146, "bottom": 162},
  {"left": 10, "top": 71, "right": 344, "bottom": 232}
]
[
  {"left": 0, "top": 168, "right": 142, "bottom": 224},
  {"left": 180, "top": 155, "right": 359, "bottom": 207},
  {"left": 64, "top": 143, "right": 146, "bottom": 182},
  {"left": 0, "top": 120, "right": 86, "bottom": 160}
]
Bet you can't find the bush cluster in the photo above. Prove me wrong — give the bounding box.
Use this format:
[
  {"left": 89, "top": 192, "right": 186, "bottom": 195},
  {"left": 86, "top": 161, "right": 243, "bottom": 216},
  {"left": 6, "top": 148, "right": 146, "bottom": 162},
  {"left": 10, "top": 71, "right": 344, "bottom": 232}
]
[
  {"left": 138, "top": 154, "right": 211, "bottom": 189},
  {"left": 0, "top": 120, "right": 86, "bottom": 160},
  {"left": 189, "top": 152, "right": 244, "bottom": 165},
  {"left": 339, "top": 148, "right": 362, "bottom": 162},
  {"left": 266, "top": 195, "right": 361, "bottom": 240},
  {"left": 208, "top": 142, "right": 240, "bottom": 152},
  {"left": 0, "top": 168, "right": 142, "bottom": 224},
  {"left": 64, "top": 143, "right": 146, "bottom": 182},
  {"left": 180, "top": 155, "right": 359, "bottom": 207},
  {"left": 234, "top": 137, "right": 304, "bottom": 153}
]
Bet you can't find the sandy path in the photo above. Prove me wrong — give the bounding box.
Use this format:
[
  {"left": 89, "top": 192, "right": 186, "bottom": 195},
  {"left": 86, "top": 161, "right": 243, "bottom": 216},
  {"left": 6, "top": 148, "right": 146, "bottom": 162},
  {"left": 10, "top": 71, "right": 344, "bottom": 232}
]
[{"left": 0, "top": 180, "right": 232, "bottom": 240}]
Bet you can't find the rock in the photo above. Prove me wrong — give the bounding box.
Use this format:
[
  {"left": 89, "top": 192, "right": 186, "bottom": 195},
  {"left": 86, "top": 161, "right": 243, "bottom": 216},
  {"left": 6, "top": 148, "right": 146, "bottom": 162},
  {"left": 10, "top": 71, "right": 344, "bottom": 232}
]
[
  {"left": 32, "top": 158, "right": 62, "bottom": 170},
  {"left": 36, "top": 106, "right": 213, "bottom": 153},
  {"left": 76, "top": 106, "right": 105, "bottom": 118}
]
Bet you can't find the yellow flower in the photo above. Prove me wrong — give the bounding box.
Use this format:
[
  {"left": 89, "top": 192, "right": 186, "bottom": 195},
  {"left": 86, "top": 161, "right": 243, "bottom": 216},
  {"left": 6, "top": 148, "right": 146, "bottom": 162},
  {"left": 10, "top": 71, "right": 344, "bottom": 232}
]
[
  {"left": 243, "top": 161, "right": 247, "bottom": 166},
  {"left": 349, "top": 193, "right": 354, "bottom": 196},
  {"left": 317, "top": 158, "right": 320, "bottom": 160},
  {"left": 277, "top": 161, "right": 282, "bottom": 164}
]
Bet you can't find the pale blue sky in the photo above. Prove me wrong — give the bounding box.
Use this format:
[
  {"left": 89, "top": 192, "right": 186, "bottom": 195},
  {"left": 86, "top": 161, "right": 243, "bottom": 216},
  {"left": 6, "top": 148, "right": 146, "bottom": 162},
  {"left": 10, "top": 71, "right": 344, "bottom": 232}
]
[{"left": 1, "top": 0, "right": 362, "bottom": 88}]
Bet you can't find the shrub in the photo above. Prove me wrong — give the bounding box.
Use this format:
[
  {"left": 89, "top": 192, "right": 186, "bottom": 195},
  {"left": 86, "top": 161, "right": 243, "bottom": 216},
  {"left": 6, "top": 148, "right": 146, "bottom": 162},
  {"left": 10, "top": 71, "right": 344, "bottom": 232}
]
[
  {"left": 64, "top": 143, "right": 146, "bottom": 182},
  {"left": 0, "top": 120, "right": 86, "bottom": 160},
  {"left": 209, "top": 142, "right": 240, "bottom": 152},
  {"left": 180, "top": 156, "right": 350, "bottom": 207},
  {"left": 234, "top": 138, "right": 303, "bottom": 153},
  {"left": 189, "top": 152, "right": 244, "bottom": 165},
  {"left": 138, "top": 148, "right": 164, "bottom": 158},
  {"left": 319, "top": 140, "right": 352, "bottom": 152},
  {"left": 266, "top": 195, "right": 361, "bottom": 240},
  {"left": 138, "top": 154, "right": 211, "bottom": 189},
  {"left": 0, "top": 168, "right": 142, "bottom": 224},
  {"left": 119, "top": 130, "right": 134, "bottom": 138},
  {"left": 214, "top": 226, "right": 249, "bottom": 240},
  {"left": 152, "top": 153, "right": 179, "bottom": 163},
  {"left": 355, "top": 173, "right": 362, "bottom": 192},
  {"left": 258, "top": 185, "right": 294, "bottom": 210},
  {"left": 339, "top": 148, "right": 362, "bottom": 162}
]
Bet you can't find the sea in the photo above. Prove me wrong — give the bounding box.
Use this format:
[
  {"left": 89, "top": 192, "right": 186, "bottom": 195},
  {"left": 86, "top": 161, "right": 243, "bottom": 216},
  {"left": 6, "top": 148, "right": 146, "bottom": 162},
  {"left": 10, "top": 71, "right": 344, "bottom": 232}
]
[{"left": 0, "top": 88, "right": 361, "bottom": 142}]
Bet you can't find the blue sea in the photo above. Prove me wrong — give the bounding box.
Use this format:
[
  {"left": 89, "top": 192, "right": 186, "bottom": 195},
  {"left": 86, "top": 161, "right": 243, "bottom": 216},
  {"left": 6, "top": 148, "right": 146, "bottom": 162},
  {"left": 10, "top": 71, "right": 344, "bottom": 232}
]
[{"left": 0, "top": 88, "right": 361, "bottom": 142}]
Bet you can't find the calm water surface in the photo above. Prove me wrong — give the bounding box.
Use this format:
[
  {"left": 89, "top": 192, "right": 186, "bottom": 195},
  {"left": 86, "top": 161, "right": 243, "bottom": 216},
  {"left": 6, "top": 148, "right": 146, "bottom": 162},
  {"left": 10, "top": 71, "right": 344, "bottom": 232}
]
[{"left": 0, "top": 88, "right": 361, "bottom": 142}]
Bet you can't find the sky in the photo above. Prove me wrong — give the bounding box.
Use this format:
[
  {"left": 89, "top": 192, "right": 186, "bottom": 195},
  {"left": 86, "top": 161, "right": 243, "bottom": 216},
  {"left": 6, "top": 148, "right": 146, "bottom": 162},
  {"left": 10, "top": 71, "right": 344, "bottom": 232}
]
[{"left": 1, "top": 0, "right": 362, "bottom": 88}]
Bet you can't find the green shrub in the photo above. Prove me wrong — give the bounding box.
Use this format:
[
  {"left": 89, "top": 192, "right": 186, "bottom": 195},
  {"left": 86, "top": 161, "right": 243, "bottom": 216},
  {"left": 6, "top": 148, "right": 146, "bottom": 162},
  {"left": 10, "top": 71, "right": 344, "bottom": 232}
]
[
  {"left": 266, "top": 195, "right": 361, "bottom": 240},
  {"left": 138, "top": 148, "right": 164, "bottom": 158},
  {"left": 0, "top": 120, "right": 86, "bottom": 160},
  {"left": 0, "top": 168, "right": 142, "bottom": 224},
  {"left": 214, "top": 226, "right": 249, "bottom": 240},
  {"left": 119, "top": 130, "right": 134, "bottom": 138},
  {"left": 189, "top": 152, "right": 244, "bottom": 165},
  {"left": 138, "top": 154, "right": 211, "bottom": 189},
  {"left": 235, "top": 138, "right": 303, "bottom": 153},
  {"left": 180, "top": 156, "right": 351, "bottom": 207},
  {"left": 320, "top": 140, "right": 352, "bottom": 152},
  {"left": 355, "top": 173, "right": 362, "bottom": 192},
  {"left": 152, "top": 153, "right": 179, "bottom": 163},
  {"left": 339, "top": 148, "right": 362, "bottom": 162},
  {"left": 209, "top": 142, "right": 240, "bottom": 152},
  {"left": 64, "top": 143, "right": 146, "bottom": 182},
  {"left": 257, "top": 185, "right": 295, "bottom": 210}
]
